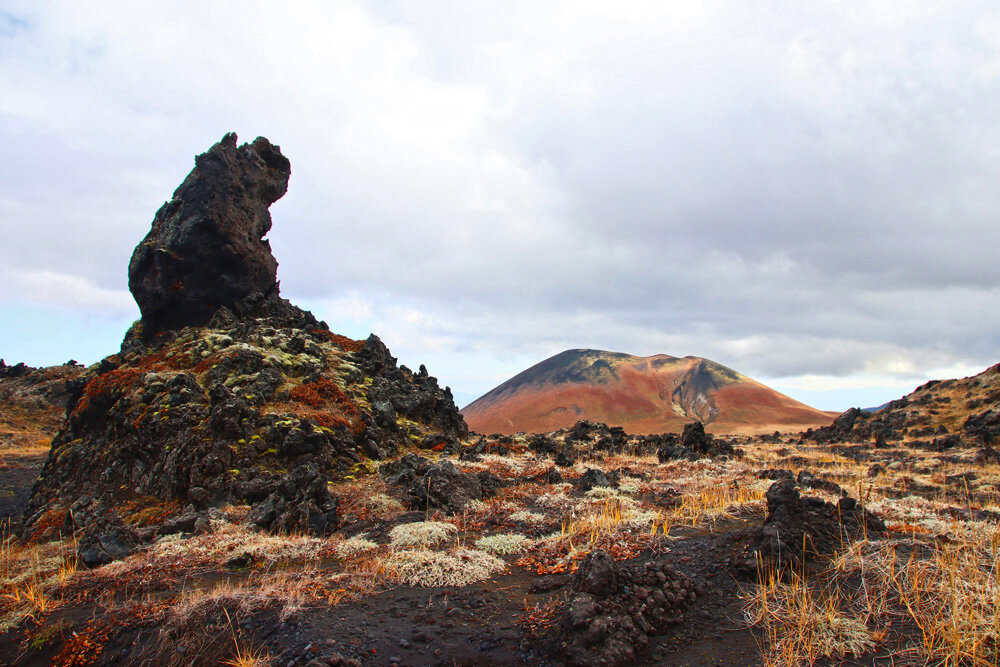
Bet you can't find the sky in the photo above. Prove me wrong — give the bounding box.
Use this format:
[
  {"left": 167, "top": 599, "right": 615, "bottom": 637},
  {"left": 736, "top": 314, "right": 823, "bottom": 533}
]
[{"left": 1, "top": 1, "right": 998, "bottom": 411}]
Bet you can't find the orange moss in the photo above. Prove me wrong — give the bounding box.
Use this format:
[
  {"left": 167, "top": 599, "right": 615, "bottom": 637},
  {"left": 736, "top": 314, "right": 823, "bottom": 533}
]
[
  {"left": 73, "top": 368, "right": 144, "bottom": 417},
  {"left": 193, "top": 353, "right": 222, "bottom": 374},
  {"left": 134, "top": 347, "right": 195, "bottom": 373},
  {"left": 516, "top": 533, "right": 656, "bottom": 575},
  {"left": 51, "top": 620, "right": 109, "bottom": 666},
  {"left": 281, "top": 377, "right": 364, "bottom": 433},
  {"left": 28, "top": 506, "right": 67, "bottom": 541},
  {"left": 310, "top": 329, "right": 365, "bottom": 353},
  {"left": 290, "top": 377, "right": 345, "bottom": 407}
]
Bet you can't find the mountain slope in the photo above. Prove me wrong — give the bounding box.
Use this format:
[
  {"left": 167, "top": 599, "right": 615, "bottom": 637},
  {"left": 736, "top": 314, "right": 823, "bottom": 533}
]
[
  {"left": 462, "top": 349, "right": 836, "bottom": 435},
  {"left": 809, "top": 362, "right": 1000, "bottom": 445}
]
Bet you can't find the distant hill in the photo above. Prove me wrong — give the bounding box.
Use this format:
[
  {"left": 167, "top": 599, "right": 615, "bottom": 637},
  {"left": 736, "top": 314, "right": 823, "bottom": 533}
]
[
  {"left": 461, "top": 349, "right": 837, "bottom": 435},
  {"left": 810, "top": 363, "right": 1000, "bottom": 445}
]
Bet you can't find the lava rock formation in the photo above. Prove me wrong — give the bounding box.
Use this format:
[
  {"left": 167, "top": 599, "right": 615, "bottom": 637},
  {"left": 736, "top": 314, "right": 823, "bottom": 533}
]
[
  {"left": 128, "top": 133, "right": 291, "bottom": 339},
  {"left": 23, "top": 134, "right": 468, "bottom": 555}
]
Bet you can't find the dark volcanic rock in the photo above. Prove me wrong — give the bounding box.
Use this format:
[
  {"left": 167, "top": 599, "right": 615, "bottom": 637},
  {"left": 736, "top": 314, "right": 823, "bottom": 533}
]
[
  {"left": 553, "top": 549, "right": 697, "bottom": 666},
  {"left": 379, "top": 455, "right": 498, "bottom": 514},
  {"left": 128, "top": 133, "right": 291, "bottom": 339},
  {"left": 354, "top": 335, "right": 468, "bottom": 440},
  {"left": 20, "top": 135, "right": 470, "bottom": 556},
  {"left": 406, "top": 460, "right": 487, "bottom": 514},
  {"left": 654, "top": 422, "right": 735, "bottom": 461},
  {"left": 577, "top": 468, "right": 611, "bottom": 491},
  {"left": 732, "top": 479, "right": 886, "bottom": 574},
  {"left": 76, "top": 516, "right": 140, "bottom": 568}
]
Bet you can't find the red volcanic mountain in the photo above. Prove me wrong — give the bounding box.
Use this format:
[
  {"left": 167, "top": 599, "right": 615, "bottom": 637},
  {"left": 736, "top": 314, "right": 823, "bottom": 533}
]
[{"left": 461, "top": 349, "right": 837, "bottom": 435}]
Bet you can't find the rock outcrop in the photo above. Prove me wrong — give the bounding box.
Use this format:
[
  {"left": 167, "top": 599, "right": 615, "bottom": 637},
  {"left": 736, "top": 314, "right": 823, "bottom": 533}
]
[
  {"left": 128, "top": 133, "right": 292, "bottom": 339},
  {"left": 807, "top": 363, "right": 1000, "bottom": 447},
  {"left": 732, "top": 478, "right": 886, "bottom": 574},
  {"left": 23, "top": 134, "right": 468, "bottom": 555},
  {"left": 553, "top": 549, "right": 698, "bottom": 666}
]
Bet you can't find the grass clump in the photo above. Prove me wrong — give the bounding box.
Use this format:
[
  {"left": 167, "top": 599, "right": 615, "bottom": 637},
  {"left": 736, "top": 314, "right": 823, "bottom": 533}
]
[
  {"left": 332, "top": 536, "right": 379, "bottom": 557},
  {"left": 388, "top": 548, "right": 505, "bottom": 587},
  {"left": 388, "top": 521, "right": 457, "bottom": 549},
  {"left": 474, "top": 533, "right": 533, "bottom": 556}
]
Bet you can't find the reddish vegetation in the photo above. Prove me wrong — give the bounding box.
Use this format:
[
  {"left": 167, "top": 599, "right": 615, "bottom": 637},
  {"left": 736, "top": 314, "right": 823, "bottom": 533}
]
[
  {"left": 286, "top": 377, "right": 363, "bottom": 432},
  {"left": 52, "top": 620, "right": 109, "bottom": 666},
  {"left": 463, "top": 350, "right": 835, "bottom": 435},
  {"left": 310, "top": 329, "right": 365, "bottom": 353},
  {"left": 72, "top": 368, "right": 143, "bottom": 418}
]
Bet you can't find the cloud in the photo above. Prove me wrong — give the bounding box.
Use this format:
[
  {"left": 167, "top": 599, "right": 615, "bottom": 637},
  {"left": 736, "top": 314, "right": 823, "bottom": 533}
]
[
  {"left": 7, "top": 269, "right": 135, "bottom": 313},
  {"left": 1, "top": 1, "right": 998, "bottom": 409}
]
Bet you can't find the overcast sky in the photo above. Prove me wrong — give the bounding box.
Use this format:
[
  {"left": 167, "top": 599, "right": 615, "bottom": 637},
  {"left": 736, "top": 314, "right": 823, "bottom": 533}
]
[{"left": 2, "top": 1, "right": 998, "bottom": 411}]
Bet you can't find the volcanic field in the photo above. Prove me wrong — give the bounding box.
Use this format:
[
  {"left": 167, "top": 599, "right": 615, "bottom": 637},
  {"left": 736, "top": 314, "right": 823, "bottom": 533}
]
[{"left": 1, "top": 135, "right": 998, "bottom": 667}]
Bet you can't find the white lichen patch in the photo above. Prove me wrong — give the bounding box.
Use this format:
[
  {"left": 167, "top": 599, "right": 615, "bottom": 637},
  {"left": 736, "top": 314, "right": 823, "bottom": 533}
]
[
  {"left": 148, "top": 521, "right": 323, "bottom": 564},
  {"left": 584, "top": 486, "right": 640, "bottom": 509},
  {"left": 474, "top": 533, "right": 533, "bottom": 556},
  {"left": 388, "top": 521, "right": 457, "bottom": 549},
  {"left": 617, "top": 480, "right": 641, "bottom": 494},
  {"left": 536, "top": 492, "right": 575, "bottom": 510},
  {"left": 332, "top": 535, "right": 379, "bottom": 557},
  {"left": 387, "top": 548, "right": 505, "bottom": 587}
]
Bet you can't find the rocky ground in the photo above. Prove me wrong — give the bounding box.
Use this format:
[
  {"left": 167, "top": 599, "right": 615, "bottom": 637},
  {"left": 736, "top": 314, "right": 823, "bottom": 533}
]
[{"left": 2, "top": 407, "right": 999, "bottom": 665}]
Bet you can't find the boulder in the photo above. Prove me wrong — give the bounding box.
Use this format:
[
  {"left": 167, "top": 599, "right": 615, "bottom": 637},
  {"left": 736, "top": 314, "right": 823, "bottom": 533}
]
[
  {"left": 733, "top": 479, "right": 886, "bottom": 574},
  {"left": 553, "top": 549, "right": 697, "bottom": 666}
]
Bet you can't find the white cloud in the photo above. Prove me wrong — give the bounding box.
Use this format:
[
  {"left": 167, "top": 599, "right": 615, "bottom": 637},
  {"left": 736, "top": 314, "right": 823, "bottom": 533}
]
[{"left": 9, "top": 269, "right": 134, "bottom": 313}]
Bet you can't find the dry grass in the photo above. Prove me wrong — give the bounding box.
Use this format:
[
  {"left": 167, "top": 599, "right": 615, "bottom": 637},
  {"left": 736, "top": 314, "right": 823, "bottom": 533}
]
[
  {"left": 146, "top": 521, "right": 324, "bottom": 566},
  {"left": 743, "top": 502, "right": 1000, "bottom": 666},
  {"left": 0, "top": 522, "right": 77, "bottom": 632}
]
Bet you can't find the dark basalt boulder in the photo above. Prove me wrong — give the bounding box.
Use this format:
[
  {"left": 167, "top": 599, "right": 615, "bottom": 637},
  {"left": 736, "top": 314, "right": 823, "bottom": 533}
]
[
  {"left": 576, "top": 468, "right": 611, "bottom": 491},
  {"left": 407, "top": 460, "right": 487, "bottom": 514},
  {"left": 553, "top": 549, "right": 698, "bottom": 666},
  {"left": 655, "top": 422, "right": 735, "bottom": 461},
  {"left": 732, "top": 479, "right": 886, "bottom": 574},
  {"left": 965, "top": 410, "right": 1000, "bottom": 445},
  {"left": 378, "top": 455, "right": 501, "bottom": 514},
  {"left": 128, "top": 133, "right": 291, "bottom": 339}
]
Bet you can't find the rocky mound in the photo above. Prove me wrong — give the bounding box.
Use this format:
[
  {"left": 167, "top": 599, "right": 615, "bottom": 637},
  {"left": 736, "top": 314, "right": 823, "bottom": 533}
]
[
  {"left": 462, "top": 349, "right": 836, "bottom": 435},
  {"left": 0, "top": 359, "right": 88, "bottom": 412},
  {"left": 379, "top": 453, "right": 503, "bottom": 514},
  {"left": 23, "top": 134, "right": 467, "bottom": 560},
  {"left": 553, "top": 549, "right": 699, "bottom": 666},
  {"left": 732, "top": 478, "right": 886, "bottom": 574},
  {"left": 807, "top": 362, "right": 1000, "bottom": 448}
]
